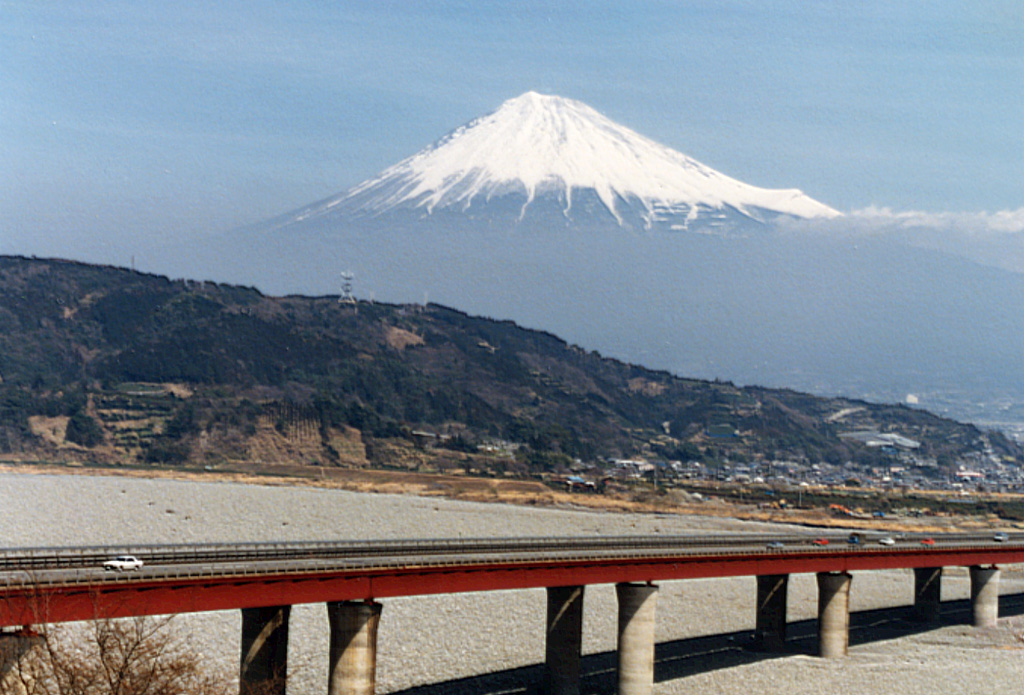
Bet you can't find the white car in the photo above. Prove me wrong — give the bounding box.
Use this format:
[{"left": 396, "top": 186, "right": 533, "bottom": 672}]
[
  {"left": 103, "top": 555, "right": 144, "bottom": 572},
  {"left": 877, "top": 536, "right": 896, "bottom": 546}
]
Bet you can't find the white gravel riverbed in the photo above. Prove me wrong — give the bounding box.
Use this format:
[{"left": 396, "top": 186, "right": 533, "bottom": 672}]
[{"left": 2, "top": 472, "right": 1022, "bottom": 694}]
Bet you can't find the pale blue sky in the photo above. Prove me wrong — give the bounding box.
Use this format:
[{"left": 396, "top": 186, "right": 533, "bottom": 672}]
[{"left": 2, "top": 1, "right": 1022, "bottom": 257}]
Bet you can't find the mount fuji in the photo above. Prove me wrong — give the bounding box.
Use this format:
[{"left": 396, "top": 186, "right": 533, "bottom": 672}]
[
  {"left": 159, "top": 92, "right": 1022, "bottom": 427},
  {"left": 270, "top": 91, "right": 839, "bottom": 234}
]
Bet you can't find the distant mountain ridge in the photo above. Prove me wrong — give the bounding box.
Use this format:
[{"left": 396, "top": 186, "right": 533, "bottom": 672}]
[{"left": 275, "top": 91, "right": 840, "bottom": 233}]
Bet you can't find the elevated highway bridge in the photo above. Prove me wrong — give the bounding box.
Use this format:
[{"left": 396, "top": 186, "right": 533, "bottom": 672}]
[{"left": 2, "top": 531, "right": 1022, "bottom": 695}]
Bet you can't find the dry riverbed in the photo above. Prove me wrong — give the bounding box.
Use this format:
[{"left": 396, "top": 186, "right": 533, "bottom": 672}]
[{"left": 1, "top": 469, "right": 1022, "bottom": 694}]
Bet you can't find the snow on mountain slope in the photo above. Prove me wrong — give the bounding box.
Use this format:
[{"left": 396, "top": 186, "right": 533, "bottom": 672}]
[{"left": 291, "top": 91, "right": 840, "bottom": 229}]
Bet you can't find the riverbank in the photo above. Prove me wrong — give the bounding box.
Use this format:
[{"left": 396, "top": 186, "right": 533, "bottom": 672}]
[{"left": 1, "top": 460, "right": 1019, "bottom": 535}]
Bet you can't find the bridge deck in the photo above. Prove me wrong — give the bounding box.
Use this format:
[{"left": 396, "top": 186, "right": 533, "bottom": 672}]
[{"left": 1, "top": 533, "right": 1021, "bottom": 626}]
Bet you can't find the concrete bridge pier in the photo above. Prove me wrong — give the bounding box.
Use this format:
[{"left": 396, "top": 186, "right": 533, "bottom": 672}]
[
  {"left": 913, "top": 567, "right": 943, "bottom": 623},
  {"left": 616, "top": 582, "right": 659, "bottom": 695},
  {"left": 969, "top": 566, "right": 1000, "bottom": 628},
  {"left": 754, "top": 574, "right": 789, "bottom": 651},
  {"left": 545, "top": 585, "right": 585, "bottom": 695},
  {"left": 816, "top": 572, "right": 851, "bottom": 658},
  {"left": 240, "top": 605, "right": 291, "bottom": 695},
  {"left": 327, "top": 600, "right": 383, "bottom": 695}
]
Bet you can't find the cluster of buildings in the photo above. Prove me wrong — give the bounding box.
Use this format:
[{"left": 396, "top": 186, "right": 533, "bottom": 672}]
[
  {"left": 469, "top": 421, "right": 1023, "bottom": 496},
  {"left": 589, "top": 430, "right": 1024, "bottom": 494}
]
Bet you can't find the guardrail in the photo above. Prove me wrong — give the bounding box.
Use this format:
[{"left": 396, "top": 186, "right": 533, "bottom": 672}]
[{"left": 0, "top": 531, "right": 1014, "bottom": 574}]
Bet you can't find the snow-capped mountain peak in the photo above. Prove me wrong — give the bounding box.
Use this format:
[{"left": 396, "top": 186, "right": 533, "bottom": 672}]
[{"left": 299, "top": 91, "right": 840, "bottom": 228}]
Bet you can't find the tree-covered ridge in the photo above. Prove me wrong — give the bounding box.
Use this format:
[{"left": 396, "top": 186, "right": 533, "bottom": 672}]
[{"left": 0, "top": 255, "right": 1018, "bottom": 474}]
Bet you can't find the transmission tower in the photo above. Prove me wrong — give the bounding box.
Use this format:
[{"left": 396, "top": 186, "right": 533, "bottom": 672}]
[{"left": 339, "top": 271, "right": 356, "bottom": 305}]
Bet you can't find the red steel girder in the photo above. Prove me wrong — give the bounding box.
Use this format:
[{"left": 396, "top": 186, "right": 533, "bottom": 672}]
[{"left": 2, "top": 546, "right": 1022, "bottom": 627}]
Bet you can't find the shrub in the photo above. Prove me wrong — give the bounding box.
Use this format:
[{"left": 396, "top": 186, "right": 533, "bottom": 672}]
[
  {"left": 4, "top": 616, "right": 231, "bottom": 695},
  {"left": 64, "top": 412, "right": 105, "bottom": 448}
]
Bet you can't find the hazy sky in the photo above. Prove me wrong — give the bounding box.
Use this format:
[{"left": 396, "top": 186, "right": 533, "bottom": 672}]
[{"left": 2, "top": 1, "right": 1022, "bottom": 258}]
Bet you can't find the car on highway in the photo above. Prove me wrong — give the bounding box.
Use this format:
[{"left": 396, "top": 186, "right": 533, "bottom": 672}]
[
  {"left": 919, "top": 538, "right": 936, "bottom": 547},
  {"left": 812, "top": 538, "right": 829, "bottom": 546},
  {"left": 103, "top": 555, "right": 144, "bottom": 572},
  {"left": 847, "top": 534, "right": 862, "bottom": 545},
  {"left": 877, "top": 536, "right": 896, "bottom": 546},
  {"left": 993, "top": 532, "right": 1010, "bottom": 542},
  {"left": 766, "top": 541, "right": 785, "bottom": 550}
]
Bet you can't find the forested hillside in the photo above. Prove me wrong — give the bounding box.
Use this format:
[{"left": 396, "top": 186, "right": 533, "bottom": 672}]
[{"left": 0, "top": 256, "right": 1018, "bottom": 477}]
